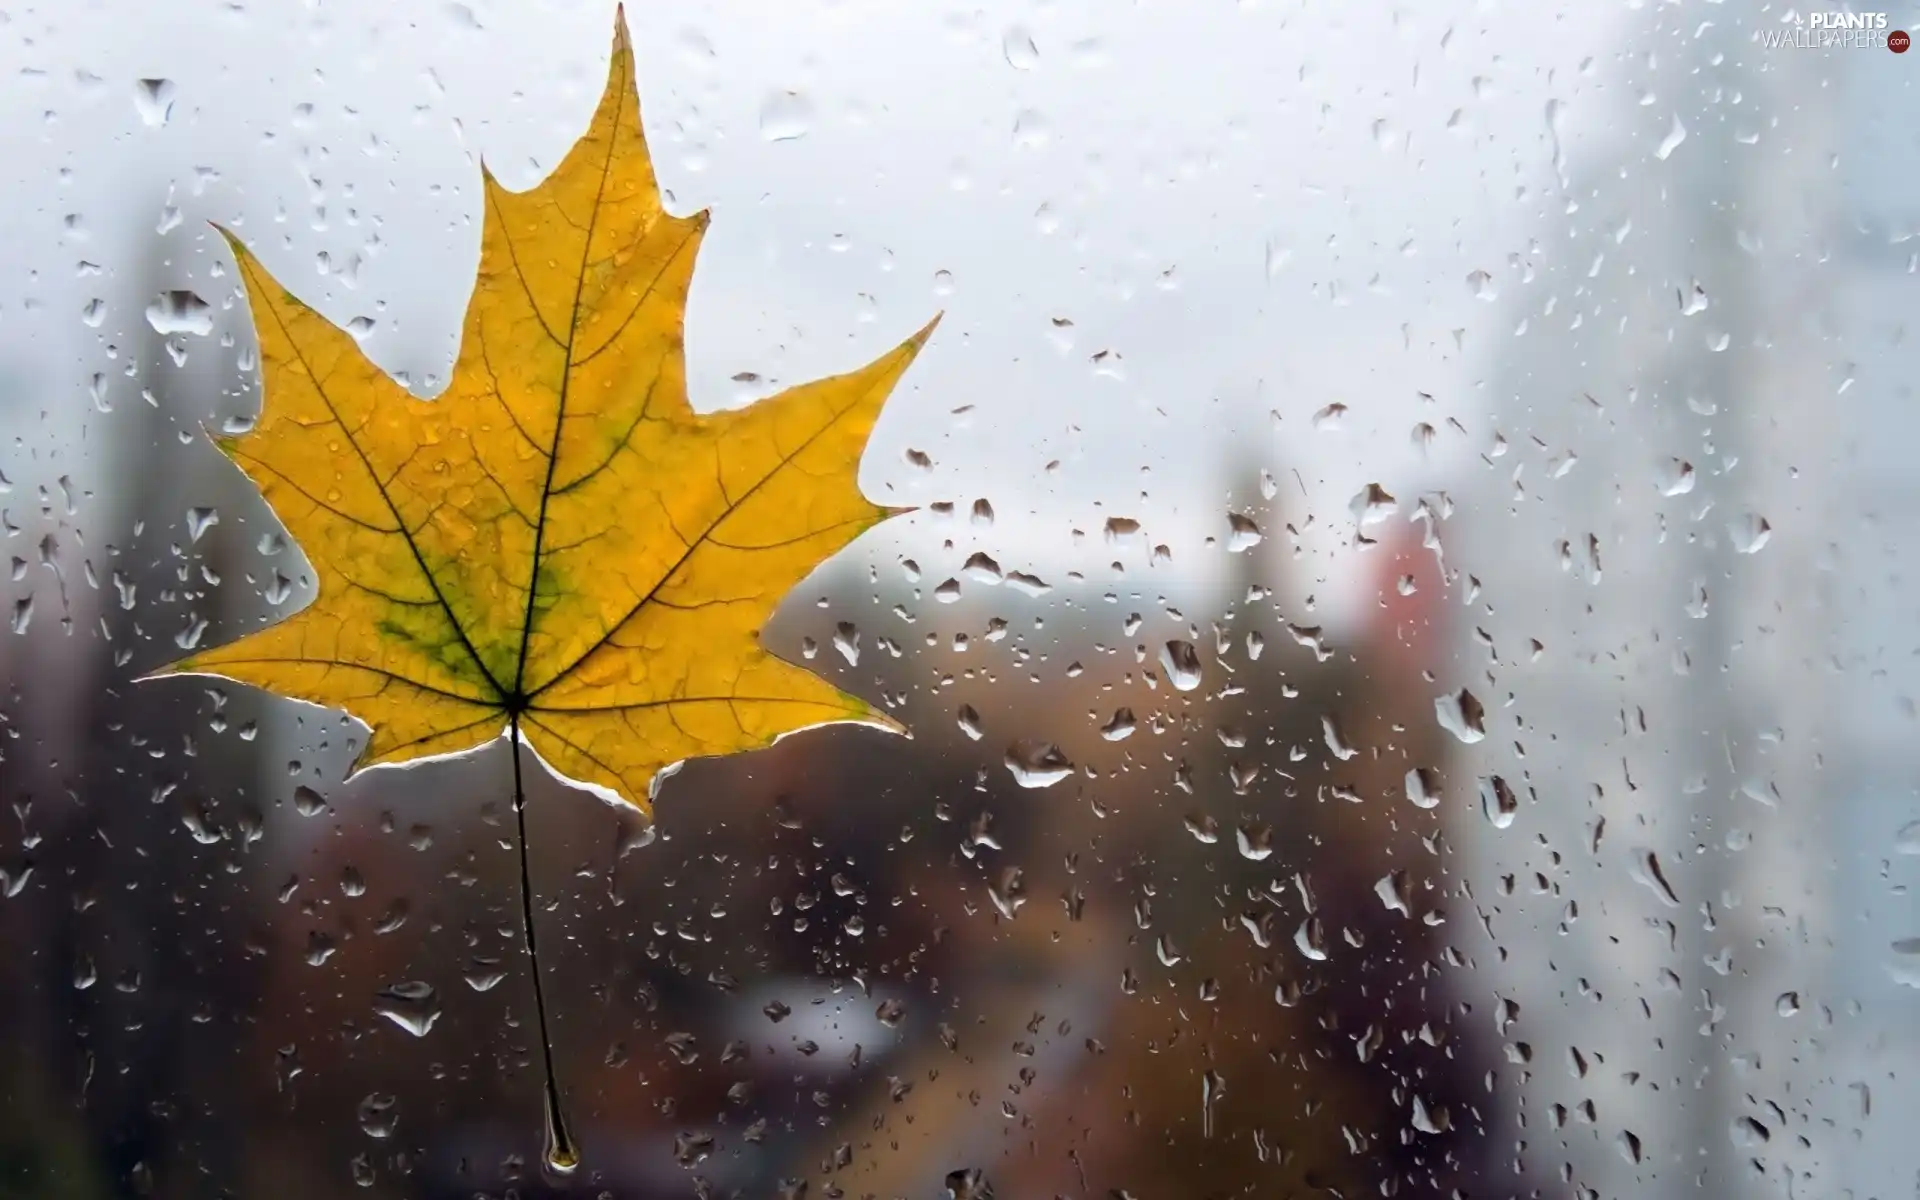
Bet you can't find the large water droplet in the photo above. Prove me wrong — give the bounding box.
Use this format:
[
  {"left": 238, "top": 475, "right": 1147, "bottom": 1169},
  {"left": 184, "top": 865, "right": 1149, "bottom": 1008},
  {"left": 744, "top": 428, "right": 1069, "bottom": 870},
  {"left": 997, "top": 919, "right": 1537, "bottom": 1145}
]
[
  {"left": 1434, "top": 689, "right": 1486, "bottom": 744},
  {"left": 759, "top": 90, "right": 813, "bottom": 142},
  {"left": 1161, "top": 640, "right": 1202, "bottom": 691},
  {"left": 1655, "top": 113, "right": 1687, "bottom": 160},
  {"left": 134, "top": 78, "right": 176, "bottom": 127},
  {"left": 144, "top": 290, "right": 212, "bottom": 336},
  {"left": 372, "top": 981, "right": 440, "bottom": 1037},
  {"left": 1479, "top": 775, "right": 1518, "bottom": 829},
  {"left": 1004, "top": 741, "right": 1073, "bottom": 789},
  {"left": 1404, "top": 767, "right": 1441, "bottom": 810},
  {"left": 1001, "top": 27, "right": 1039, "bottom": 70}
]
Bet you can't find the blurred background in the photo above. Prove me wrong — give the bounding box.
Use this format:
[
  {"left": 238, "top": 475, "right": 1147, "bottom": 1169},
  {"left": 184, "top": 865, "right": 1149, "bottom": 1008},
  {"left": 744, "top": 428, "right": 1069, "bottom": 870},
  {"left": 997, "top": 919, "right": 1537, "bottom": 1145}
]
[{"left": 3, "top": 1, "right": 1917, "bottom": 1197}]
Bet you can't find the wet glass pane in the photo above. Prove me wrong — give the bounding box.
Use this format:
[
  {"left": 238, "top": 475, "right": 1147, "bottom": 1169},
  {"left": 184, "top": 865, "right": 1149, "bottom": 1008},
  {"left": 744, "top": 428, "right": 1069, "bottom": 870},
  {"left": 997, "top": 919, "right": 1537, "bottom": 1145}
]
[{"left": 3, "top": 3, "right": 1916, "bottom": 1198}]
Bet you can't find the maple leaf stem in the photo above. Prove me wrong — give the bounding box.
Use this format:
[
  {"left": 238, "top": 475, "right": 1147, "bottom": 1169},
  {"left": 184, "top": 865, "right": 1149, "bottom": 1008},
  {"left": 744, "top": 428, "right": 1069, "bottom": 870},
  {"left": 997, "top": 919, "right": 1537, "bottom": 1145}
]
[{"left": 509, "top": 716, "right": 578, "bottom": 1176}]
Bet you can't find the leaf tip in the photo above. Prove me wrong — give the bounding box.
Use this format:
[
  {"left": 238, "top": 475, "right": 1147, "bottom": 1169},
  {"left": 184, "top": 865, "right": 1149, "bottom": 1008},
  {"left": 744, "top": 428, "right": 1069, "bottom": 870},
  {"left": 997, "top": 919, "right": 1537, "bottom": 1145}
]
[
  {"left": 910, "top": 311, "right": 945, "bottom": 347},
  {"left": 610, "top": 3, "right": 634, "bottom": 71}
]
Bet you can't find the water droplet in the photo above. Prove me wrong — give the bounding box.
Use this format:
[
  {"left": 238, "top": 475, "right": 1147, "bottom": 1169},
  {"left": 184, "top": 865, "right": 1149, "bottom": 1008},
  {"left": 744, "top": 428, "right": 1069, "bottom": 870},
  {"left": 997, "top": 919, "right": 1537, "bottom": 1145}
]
[
  {"left": 1374, "top": 869, "right": 1411, "bottom": 916},
  {"left": 372, "top": 981, "right": 440, "bottom": 1037},
  {"left": 1184, "top": 813, "right": 1219, "bottom": 844},
  {"left": 1312, "top": 402, "right": 1348, "bottom": 431},
  {"left": 1404, "top": 767, "right": 1441, "bottom": 809},
  {"left": 134, "top": 78, "right": 176, "bottom": 127},
  {"left": 962, "top": 551, "right": 1002, "bottom": 583},
  {"left": 956, "top": 704, "right": 984, "bottom": 741},
  {"left": 1001, "top": 26, "right": 1039, "bottom": 70},
  {"left": 1896, "top": 820, "right": 1920, "bottom": 855},
  {"left": 1226, "top": 512, "right": 1262, "bottom": 553},
  {"left": 186, "top": 506, "right": 219, "bottom": 542},
  {"left": 1294, "top": 916, "right": 1328, "bottom": 961},
  {"left": 1236, "top": 823, "right": 1273, "bottom": 861},
  {"left": 293, "top": 785, "right": 327, "bottom": 816},
  {"left": 1655, "top": 113, "right": 1687, "bottom": 160},
  {"left": 664, "top": 1031, "right": 699, "bottom": 1064},
  {"left": 759, "top": 90, "right": 813, "bottom": 142},
  {"left": 832, "top": 621, "right": 860, "bottom": 665},
  {"left": 1479, "top": 775, "right": 1518, "bottom": 829},
  {"left": 1631, "top": 848, "right": 1681, "bottom": 907},
  {"left": 356, "top": 1093, "right": 398, "bottom": 1139},
  {"left": 987, "top": 866, "right": 1026, "bottom": 918},
  {"left": 1201, "top": 1069, "right": 1226, "bottom": 1138},
  {"left": 1434, "top": 688, "right": 1486, "bottom": 744},
  {"left": 1657, "top": 457, "right": 1695, "bottom": 496},
  {"left": 1350, "top": 483, "right": 1398, "bottom": 527},
  {"left": 946, "top": 1167, "right": 993, "bottom": 1200},
  {"left": 463, "top": 956, "right": 505, "bottom": 992},
  {"left": 144, "top": 290, "right": 212, "bottom": 336},
  {"left": 1730, "top": 513, "right": 1771, "bottom": 554},
  {"left": 1004, "top": 741, "right": 1073, "bottom": 789},
  {"left": 1321, "top": 715, "right": 1357, "bottom": 761},
  {"left": 1005, "top": 571, "right": 1051, "bottom": 596},
  {"left": 1161, "top": 640, "right": 1202, "bottom": 691},
  {"left": 1099, "top": 708, "right": 1137, "bottom": 741},
  {"left": 1730, "top": 1116, "right": 1770, "bottom": 1149}
]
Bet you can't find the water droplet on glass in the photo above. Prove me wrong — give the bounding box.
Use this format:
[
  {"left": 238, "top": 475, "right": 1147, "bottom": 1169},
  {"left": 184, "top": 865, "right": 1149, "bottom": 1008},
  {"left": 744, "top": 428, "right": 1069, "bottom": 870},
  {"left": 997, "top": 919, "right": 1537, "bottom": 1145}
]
[
  {"left": 1895, "top": 820, "right": 1920, "bottom": 855},
  {"left": 1312, "top": 402, "right": 1348, "bottom": 431},
  {"left": 185, "top": 506, "right": 218, "bottom": 542},
  {"left": 833, "top": 621, "right": 859, "bottom": 666},
  {"left": 956, "top": 704, "right": 984, "bottom": 741},
  {"left": 759, "top": 90, "right": 813, "bottom": 142},
  {"left": 134, "top": 78, "right": 176, "bottom": 127},
  {"left": 1434, "top": 688, "right": 1486, "bottom": 744},
  {"left": 1374, "top": 869, "right": 1411, "bottom": 916},
  {"left": 1479, "top": 775, "right": 1518, "bottom": 830},
  {"left": 1321, "top": 715, "right": 1357, "bottom": 761},
  {"left": 1294, "top": 917, "right": 1328, "bottom": 961},
  {"left": 356, "top": 1093, "right": 398, "bottom": 1139},
  {"left": 962, "top": 551, "right": 1002, "bottom": 583},
  {"left": 463, "top": 956, "right": 505, "bottom": 992},
  {"left": 1630, "top": 848, "right": 1681, "bottom": 907},
  {"left": 1616, "top": 1129, "right": 1644, "bottom": 1164},
  {"left": 1405, "top": 767, "right": 1442, "bottom": 809},
  {"left": 1730, "top": 513, "right": 1771, "bottom": 554},
  {"left": 1161, "top": 640, "right": 1202, "bottom": 691},
  {"left": 1657, "top": 457, "right": 1695, "bottom": 496},
  {"left": 987, "top": 866, "right": 1026, "bottom": 918},
  {"left": 144, "top": 290, "right": 212, "bottom": 336},
  {"left": 1655, "top": 113, "right": 1687, "bottom": 160},
  {"left": 1226, "top": 512, "right": 1262, "bottom": 553},
  {"left": 372, "top": 981, "right": 440, "bottom": 1037},
  {"left": 945, "top": 1167, "right": 993, "bottom": 1200},
  {"left": 1001, "top": 26, "right": 1039, "bottom": 70},
  {"left": 1236, "top": 823, "right": 1273, "bottom": 861},
  {"left": 1100, "top": 708, "right": 1136, "bottom": 741},
  {"left": 1350, "top": 483, "right": 1398, "bottom": 527},
  {"left": 1004, "top": 741, "right": 1073, "bottom": 789}
]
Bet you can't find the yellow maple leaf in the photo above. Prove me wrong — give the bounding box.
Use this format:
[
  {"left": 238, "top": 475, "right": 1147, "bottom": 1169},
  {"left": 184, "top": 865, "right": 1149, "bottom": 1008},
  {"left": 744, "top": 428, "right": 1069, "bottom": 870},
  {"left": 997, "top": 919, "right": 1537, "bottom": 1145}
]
[{"left": 152, "top": 10, "right": 935, "bottom": 815}]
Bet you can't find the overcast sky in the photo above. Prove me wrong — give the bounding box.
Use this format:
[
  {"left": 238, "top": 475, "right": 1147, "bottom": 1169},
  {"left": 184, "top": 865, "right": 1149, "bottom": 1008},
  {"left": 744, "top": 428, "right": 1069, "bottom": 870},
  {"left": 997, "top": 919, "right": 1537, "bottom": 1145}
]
[{"left": 5, "top": 0, "right": 1640, "bottom": 627}]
